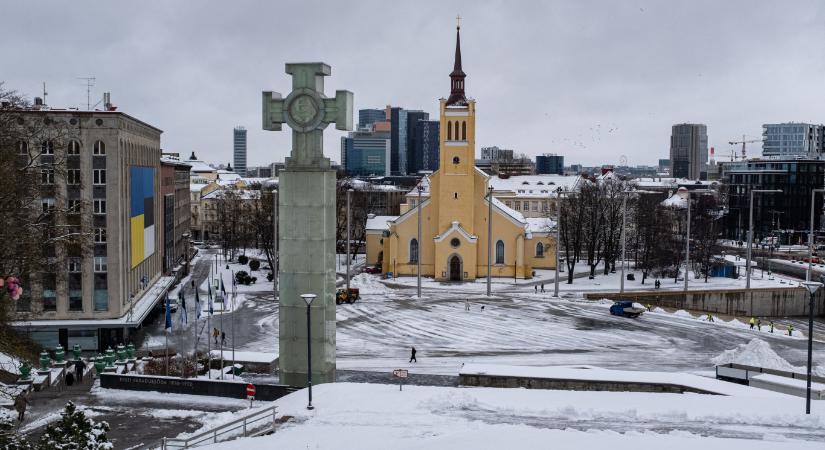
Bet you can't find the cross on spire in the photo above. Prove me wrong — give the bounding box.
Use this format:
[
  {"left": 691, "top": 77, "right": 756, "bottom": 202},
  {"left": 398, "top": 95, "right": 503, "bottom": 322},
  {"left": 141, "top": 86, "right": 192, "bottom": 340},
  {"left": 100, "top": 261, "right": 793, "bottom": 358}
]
[{"left": 456, "top": 14, "right": 461, "bottom": 29}]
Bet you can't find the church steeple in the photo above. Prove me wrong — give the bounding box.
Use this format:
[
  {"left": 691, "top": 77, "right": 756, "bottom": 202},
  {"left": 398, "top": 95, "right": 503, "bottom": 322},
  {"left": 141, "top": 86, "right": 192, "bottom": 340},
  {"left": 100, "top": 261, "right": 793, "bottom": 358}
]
[{"left": 446, "top": 18, "right": 467, "bottom": 106}]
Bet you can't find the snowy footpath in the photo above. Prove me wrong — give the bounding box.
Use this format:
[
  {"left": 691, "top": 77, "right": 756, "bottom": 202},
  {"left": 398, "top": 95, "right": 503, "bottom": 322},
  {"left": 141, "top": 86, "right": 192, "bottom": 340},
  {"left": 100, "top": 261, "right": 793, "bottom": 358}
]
[{"left": 204, "top": 382, "right": 825, "bottom": 449}]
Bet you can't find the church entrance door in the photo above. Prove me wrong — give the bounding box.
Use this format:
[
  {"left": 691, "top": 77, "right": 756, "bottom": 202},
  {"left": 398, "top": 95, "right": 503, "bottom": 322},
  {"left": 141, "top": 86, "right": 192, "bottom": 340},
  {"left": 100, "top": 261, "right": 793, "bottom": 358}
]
[{"left": 449, "top": 255, "right": 462, "bottom": 281}]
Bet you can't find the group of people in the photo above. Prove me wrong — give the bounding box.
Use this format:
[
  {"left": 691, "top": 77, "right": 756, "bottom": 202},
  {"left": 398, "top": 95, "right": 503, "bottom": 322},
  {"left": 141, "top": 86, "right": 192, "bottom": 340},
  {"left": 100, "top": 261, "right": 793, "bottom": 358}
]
[{"left": 212, "top": 327, "right": 227, "bottom": 346}]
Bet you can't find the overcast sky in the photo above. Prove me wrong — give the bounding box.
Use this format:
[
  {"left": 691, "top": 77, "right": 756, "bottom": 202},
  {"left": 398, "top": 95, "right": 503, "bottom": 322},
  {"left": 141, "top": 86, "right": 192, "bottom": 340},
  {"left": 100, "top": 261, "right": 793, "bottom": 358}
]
[{"left": 3, "top": 1, "right": 824, "bottom": 167}]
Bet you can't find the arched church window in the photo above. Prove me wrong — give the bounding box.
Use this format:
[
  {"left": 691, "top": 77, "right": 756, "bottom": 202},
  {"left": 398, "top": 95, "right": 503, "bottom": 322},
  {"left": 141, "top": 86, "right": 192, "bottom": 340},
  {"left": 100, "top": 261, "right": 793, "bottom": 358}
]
[
  {"left": 454, "top": 192, "right": 458, "bottom": 199},
  {"left": 461, "top": 121, "right": 466, "bottom": 141},
  {"left": 409, "top": 238, "right": 419, "bottom": 263},
  {"left": 495, "top": 240, "right": 505, "bottom": 264},
  {"left": 447, "top": 121, "right": 452, "bottom": 140},
  {"left": 535, "top": 243, "right": 544, "bottom": 258}
]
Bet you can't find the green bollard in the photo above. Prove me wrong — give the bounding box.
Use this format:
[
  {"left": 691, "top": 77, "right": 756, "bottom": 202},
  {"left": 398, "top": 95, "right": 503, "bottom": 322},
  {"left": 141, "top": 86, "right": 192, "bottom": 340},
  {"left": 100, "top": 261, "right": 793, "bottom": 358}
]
[
  {"left": 54, "top": 345, "right": 65, "bottom": 364},
  {"left": 93, "top": 355, "right": 106, "bottom": 375},
  {"left": 126, "top": 343, "right": 135, "bottom": 359},
  {"left": 39, "top": 352, "right": 50, "bottom": 371},
  {"left": 116, "top": 345, "right": 126, "bottom": 362},
  {"left": 19, "top": 361, "right": 32, "bottom": 380},
  {"left": 105, "top": 348, "right": 115, "bottom": 367},
  {"left": 72, "top": 344, "right": 82, "bottom": 360}
]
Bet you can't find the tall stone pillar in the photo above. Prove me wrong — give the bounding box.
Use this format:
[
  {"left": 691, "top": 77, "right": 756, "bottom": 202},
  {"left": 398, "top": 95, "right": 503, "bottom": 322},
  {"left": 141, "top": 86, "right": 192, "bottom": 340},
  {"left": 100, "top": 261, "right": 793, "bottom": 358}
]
[{"left": 262, "top": 63, "right": 353, "bottom": 386}]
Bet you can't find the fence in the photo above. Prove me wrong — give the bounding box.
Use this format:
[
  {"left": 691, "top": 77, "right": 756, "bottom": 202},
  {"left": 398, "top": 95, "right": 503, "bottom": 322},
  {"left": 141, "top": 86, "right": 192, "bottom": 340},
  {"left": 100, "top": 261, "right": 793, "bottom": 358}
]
[{"left": 160, "top": 405, "right": 278, "bottom": 449}]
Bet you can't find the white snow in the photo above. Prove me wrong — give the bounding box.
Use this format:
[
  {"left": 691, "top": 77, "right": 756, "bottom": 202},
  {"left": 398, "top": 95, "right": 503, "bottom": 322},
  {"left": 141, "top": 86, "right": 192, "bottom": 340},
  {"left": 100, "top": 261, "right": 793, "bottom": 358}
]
[
  {"left": 202, "top": 382, "right": 825, "bottom": 449},
  {"left": 0, "top": 351, "right": 21, "bottom": 374},
  {"left": 712, "top": 338, "right": 825, "bottom": 376},
  {"left": 750, "top": 373, "right": 825, "bottom": 391},
  {"left": 208, "top": 350, "right": 276, "bottom": 364}
]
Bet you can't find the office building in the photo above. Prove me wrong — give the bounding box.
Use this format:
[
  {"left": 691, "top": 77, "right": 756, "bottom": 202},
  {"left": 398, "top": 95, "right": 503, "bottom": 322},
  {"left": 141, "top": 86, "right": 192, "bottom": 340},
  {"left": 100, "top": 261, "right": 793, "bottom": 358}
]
[
  {"left": 480, "top": 146, "right": 514, "bottom": 161},
  {"left": 8, "top": 99, "right": 172, "bottom": 351},
  {"left": 233, "top": 126, "right": 247, "bottom": 176},
  {"left": 409, "top": 120, "right": 440, "bottom": 173},
  {"left": 160, "top": 157, "right": 192, "bottom": 275},
  {"left": 359, "top": 109, "right": 387, "bottom": 129},
  {"left": 762, "top": 123, "right": 824, "bottom": 157},
  {"left": 405, "top": 110, "right": 430, "bottom": 174},
  {"left": 669, "top": 123, "right": 708, "bottom": 180},
  {"left": 658, "top": 158, "right": 670, "bottom": 174},
  {"left": 341, "top": 130, "right": 391, "bottom": 176},
  {"left": 535, "top": 154, "right": 564, "bottom": 175}
]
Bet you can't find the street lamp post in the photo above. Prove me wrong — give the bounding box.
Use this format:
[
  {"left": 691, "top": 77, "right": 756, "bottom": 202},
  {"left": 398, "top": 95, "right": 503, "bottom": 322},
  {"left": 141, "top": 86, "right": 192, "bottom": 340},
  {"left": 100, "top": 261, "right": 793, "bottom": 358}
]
[
  {"left": 800, "top": 281, "right": 821, "bottom": 414},
  {"left": 621, "top": 190, "right": 628, "bottom": 294},
  {"left": 346, "top": 189, "right": 353, "bottom": 294},
  {"left": 554, "top": 188, "right": 562, "bottom": 297},
  {"left": 746, "top": 189, "right": 782, "bottom": 289},
  {"left": 487, "top": 185, "right": 493, "bottom": 297},
  {"left": 417, "top": 185, "right": 423, "bottom": 298},
  {"left": 807, "top": 189, "right": 825, "bottom": 282},
  {"left": 301, "top": 293, "right": 316, "bottom": 410}
]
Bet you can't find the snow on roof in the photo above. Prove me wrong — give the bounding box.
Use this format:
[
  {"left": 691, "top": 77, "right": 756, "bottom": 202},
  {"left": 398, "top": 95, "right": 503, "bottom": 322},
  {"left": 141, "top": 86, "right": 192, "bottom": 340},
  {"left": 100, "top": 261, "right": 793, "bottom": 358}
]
[
  {"left": 190, "top": 183, "right": 209, "bottom": 192},
  {"left": 490, "top": 196, "right": 525, "bottom": 224},
  {"left": 187, "top": 159, "right": 217, "bottom": 173},
  {"left": 526, "top": 217, "right": 556, "bottom": 233},
  {"left": 366, "top": 215, "right": 398, "bottom": 231},
  {"left": 202, "top": 189, "right": 261, "bottom": 200},
  {"left": 217, "top": 171, "right": 241, "bottom": 180},
  {"left": 661, "top": 192, "right": 687, "bottom": 208},
  {"left": 488, "top": 174, "right": 580, "bottom": 197}
]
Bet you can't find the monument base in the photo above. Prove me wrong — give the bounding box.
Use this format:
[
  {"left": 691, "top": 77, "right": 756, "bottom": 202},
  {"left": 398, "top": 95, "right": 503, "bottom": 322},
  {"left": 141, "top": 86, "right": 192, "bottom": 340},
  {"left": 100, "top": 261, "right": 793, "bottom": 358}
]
[{"left": 278, "top": 168, "right": 337, "bottom": 387}]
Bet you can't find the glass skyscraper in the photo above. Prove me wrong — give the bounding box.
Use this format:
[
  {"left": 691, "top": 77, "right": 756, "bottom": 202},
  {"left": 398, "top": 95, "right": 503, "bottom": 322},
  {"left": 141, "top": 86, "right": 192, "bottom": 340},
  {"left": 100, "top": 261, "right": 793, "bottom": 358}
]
[
  {"left": 762, "top": 123, "right": 824, "bottom": 157},
  {"left": 233, "top": 126, "right": 247, "bottom": 176}
]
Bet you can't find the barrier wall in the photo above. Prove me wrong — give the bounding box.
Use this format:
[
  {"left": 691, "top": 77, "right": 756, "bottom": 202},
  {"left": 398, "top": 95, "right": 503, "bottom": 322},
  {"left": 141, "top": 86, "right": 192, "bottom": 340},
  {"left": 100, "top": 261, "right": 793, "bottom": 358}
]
[{"left": 100, "top": 373, "right": 297, "bottom": 401}]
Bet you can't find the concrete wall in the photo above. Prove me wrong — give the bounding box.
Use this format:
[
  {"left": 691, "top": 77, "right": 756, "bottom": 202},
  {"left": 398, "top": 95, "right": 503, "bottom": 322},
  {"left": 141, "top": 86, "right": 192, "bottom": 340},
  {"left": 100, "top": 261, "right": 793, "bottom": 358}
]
[
  {"left": 459, "top": 374, "right": 718, "bottom": 395},
  {"left": 100, "top": 373, "right": 296, "bottom": 400},
  {"left": 584, "top": 287, "right": 825, "bottom": 317}
]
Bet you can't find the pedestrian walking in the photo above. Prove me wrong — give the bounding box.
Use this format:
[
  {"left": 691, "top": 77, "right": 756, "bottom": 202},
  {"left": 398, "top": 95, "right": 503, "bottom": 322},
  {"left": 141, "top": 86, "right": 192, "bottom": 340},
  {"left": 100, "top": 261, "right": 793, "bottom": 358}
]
[
  {"left": 74, "top": 358, "right": 86, "bottom": 383},
  {"left": 769, "top": 321, "right": 774, "bottom": 333},
  {"left": 749, "top": 317, "right": 755, "bottom": 330},
  {"left": 14, "top": 390, "right": 29, "bottom": 423},
  {"left": 221, "top": 331, "right": 226, "bottom": 347},
  {"left": 646, "top": 304, "right": 652, "bottom": 312},
  {"left": 540, "top": 283, "right": 545, "bottom": 293},
  {"left": 788, "top": 324, "right": 794, "bottom": 336},
  {"left": 757, "top": 318, "right": 762, "bottom": 331},
  {"left": 481, "top": 305, "right": 485, "bottom": 312},
  {"left": 213, "top": 327, "right": 219, "bottom": 345},
  {"left": 464, "top": 299, "right": 470, "bottom": 311},
  {"left": 534, "top": 285, "right": 538, "bottom": 293},
  {"left": 409, "top": 346, "right": 417, "bottom": 363}
]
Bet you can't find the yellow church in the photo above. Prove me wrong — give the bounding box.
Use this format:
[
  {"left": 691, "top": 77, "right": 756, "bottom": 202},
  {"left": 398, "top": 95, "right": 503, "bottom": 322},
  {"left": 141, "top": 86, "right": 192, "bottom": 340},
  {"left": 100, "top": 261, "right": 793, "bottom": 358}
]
[{"left": 365, "top": 24, "right": 557, "bottom": 281}]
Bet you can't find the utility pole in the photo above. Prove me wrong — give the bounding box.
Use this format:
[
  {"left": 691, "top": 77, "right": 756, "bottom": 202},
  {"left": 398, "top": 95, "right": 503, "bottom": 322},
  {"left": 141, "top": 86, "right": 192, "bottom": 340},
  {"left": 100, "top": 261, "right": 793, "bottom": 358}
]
[
  {"left": 346, "top": 189, "right": 353, "bottom": 294},
  {"left": 417, "top": 185, "right": 423, "bottom": 298},
  {"left": 620, "top": 190, "right": 628, "bottom": 293},
  {"left": 487, "top": 185, "right": 493, "bottom": 297}
]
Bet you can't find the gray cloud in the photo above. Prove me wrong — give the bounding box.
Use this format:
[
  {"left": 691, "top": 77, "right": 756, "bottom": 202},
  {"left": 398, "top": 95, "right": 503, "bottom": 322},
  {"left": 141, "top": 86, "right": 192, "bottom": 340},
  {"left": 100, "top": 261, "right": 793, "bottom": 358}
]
[{"left": 3, "top": 0, "right": 823, "bottom": 167}]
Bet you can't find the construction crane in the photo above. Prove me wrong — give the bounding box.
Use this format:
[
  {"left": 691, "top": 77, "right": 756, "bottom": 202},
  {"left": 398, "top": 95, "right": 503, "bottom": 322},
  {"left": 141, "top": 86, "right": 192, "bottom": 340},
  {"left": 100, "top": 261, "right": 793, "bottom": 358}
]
[{"left": 728, "top": 134, "right": 760, "bottom": 160}]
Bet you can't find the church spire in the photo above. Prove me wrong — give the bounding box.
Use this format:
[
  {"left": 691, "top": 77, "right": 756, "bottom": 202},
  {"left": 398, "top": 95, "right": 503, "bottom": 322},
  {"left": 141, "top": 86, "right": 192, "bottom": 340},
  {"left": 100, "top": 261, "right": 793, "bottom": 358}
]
[{"left": 446, "top": 17, "right": 467, "bottom": 106}]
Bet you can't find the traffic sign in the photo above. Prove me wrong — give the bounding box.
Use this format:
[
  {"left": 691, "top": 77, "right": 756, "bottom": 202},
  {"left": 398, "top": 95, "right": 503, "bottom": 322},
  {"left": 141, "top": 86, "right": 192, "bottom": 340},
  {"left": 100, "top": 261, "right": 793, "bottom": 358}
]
[
  {"left": 246, "top": 383, "right": 256, "bottom": 397},
  {"left": 392, "top": 369, "right": 408, "bottom": 378}
]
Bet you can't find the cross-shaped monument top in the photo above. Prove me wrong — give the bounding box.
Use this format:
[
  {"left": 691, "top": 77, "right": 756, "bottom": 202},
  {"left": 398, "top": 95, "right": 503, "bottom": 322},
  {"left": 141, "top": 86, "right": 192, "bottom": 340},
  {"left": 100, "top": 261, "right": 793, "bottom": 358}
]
[{"left": 262, "top": 62, "right": 353, "bottom": 169}]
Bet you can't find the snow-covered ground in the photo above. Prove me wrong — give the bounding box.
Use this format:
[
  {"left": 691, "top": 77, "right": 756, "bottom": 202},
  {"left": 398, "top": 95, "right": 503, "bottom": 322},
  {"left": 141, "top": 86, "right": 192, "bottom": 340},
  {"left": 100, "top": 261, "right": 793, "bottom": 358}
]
[
  {"left": 200, "top": 250, "right": 273, "bottom": 294},
  {"left": 204, "top": 382, "right": 825, "bottom": 449}
]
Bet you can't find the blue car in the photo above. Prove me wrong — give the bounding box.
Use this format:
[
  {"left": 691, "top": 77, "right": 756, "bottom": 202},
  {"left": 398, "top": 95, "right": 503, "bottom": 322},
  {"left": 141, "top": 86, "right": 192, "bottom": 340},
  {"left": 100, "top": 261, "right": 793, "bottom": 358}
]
[{"left": 609, "top": 300, "right": 645, "bottom": 318}]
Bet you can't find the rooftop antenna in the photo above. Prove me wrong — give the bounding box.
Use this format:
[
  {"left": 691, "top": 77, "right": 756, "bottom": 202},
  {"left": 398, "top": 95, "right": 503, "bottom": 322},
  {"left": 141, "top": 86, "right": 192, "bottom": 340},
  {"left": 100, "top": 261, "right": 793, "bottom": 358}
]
[{"left": 77, "top": 76, "right": 96, "bottom": 110}]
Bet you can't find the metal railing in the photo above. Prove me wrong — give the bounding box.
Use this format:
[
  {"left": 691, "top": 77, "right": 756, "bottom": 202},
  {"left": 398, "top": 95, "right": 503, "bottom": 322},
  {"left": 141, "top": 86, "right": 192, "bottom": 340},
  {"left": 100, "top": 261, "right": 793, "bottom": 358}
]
[{"left": 160, "top": 405, "right": 278, "bottom": 449}]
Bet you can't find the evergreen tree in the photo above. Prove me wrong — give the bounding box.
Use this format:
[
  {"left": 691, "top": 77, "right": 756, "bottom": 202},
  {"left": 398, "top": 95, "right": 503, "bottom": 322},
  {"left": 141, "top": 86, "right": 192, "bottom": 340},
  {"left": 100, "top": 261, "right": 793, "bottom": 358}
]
[
  {"left": 0, "top": 408, "right": 33, "bottom": 450},
  {"left": 37, "top": 402, "right": 112, "bottom": 450}
]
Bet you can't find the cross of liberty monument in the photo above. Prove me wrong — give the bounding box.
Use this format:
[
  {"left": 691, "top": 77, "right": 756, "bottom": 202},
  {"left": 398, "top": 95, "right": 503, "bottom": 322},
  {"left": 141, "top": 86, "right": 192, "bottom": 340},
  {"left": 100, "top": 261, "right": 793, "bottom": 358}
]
[{"left": 262, "top": 63, "right": 353, "bottom": 386}]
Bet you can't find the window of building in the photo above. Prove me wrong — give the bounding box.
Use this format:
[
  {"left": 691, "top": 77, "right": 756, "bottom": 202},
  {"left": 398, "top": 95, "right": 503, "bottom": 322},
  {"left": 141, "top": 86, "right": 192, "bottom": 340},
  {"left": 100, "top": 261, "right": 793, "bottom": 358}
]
[
  {"left": 93, "top": 169, "right": 106, "bottom": 185},
  {"left": 461, "top": 121, "right": 467, "bottom": 141},
  {"left": 41, "top": 168, "right": 55, "bottom": 184},
  {"left": 450, "top": 237, "right": 461, "bottom": 248},
  {"left": 68, "top": 169, "right": 81, "bottom": 184},
  {"left": 68, "top": 140, "right": 80, "bottom": 155},
  {"left": 495, "top": 240, "right": 505, "bottom": 264},
  {"left": 94, "top": 274, "right": 108, "bottom": 311},
  {"left": 68, "top": 257, "right": 82, "bottom": 272},
  {"left": 94, "top": 228, "right": 106, "bottom": 243},
  {"left": 505, "top": 201, "right": 512, "bottom": 207},
  {"left": 454, "top": 192, "right": 458, "bottom": 199},
  {"left": 42, "top": 274, "right": 56, "bottom": 312},
  {"left": 68, "top": 200, "right": 81, "bottom": 214},
  {"left": 41, "top": 198, "right": 55, "bottom": 212},
  {"left": 514, "top": 201, "right": 520, "bottom": 211},
  {"left": 94, "top": 256, "right": 107, "bottom": 272},
  {"left": 535, "top": 242, "right": 544, "bottom": 258},
  {"left": 452, "top": 156, "right": 460, "bottom": 164},
  {"left": 41, "top": 140, "right": 54, "bottom": 155},
  {"left": 532, "top": 202, "right": 538, "bottom": 212},
  {"left": 93, "top": 140, "right": 106, "bottom": 155},
  {"left": 93, "top": 199, "right": 106, "bottom": 215},
  {"left": 68, "top": 273, "right": 82, "bottom": 312},
  {"left": 17, "top": 141, "right": 28, "bottom": 155},
  {"left": 409, "top": 239, "right": 419, "bottom": 263},
  {"left": 447, "top": 121, "right": 452, "bottom": 140}
]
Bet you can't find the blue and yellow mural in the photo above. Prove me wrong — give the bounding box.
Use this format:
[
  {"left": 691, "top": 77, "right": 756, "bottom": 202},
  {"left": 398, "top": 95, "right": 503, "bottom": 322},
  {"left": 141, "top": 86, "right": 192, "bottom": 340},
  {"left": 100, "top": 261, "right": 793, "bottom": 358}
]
[{"left": 130, "top": 166, "right": 155, "bottom": 268}]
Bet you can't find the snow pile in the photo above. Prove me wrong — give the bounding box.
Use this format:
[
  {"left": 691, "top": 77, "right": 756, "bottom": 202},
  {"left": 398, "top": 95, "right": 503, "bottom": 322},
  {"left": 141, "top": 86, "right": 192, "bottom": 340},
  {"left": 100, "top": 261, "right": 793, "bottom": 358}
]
[
  {"left": 351, "top": 273, "right": 392, "bottom": 294},
  {"left": 0, "top": 352, "right": 21, "bottom": 374},
  {"left": 672, "top": 310, "right": 693, "bottom": 318},
  {"left": 652, "top": 307, "right": 666, "bottom": 313},
  {"left": 711, "top": 338, "right": 797, "bottom": 371}
]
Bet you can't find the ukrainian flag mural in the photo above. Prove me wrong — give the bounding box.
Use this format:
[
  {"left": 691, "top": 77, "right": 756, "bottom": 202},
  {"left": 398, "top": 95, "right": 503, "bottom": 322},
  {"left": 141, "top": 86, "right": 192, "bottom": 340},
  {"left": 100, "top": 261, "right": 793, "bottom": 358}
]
[{"left": 130, "top": 166, "right": 155, "bottom": 268}]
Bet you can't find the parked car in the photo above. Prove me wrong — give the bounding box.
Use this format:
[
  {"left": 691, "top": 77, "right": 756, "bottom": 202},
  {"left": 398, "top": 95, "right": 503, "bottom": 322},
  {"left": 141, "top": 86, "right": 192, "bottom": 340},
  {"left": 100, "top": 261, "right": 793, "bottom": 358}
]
[
  {"left": 364, "top": 265, "right": 381, "bottom": 274},
  {"left": 609, "top": 300, "right": 645, "bottom": 318}
]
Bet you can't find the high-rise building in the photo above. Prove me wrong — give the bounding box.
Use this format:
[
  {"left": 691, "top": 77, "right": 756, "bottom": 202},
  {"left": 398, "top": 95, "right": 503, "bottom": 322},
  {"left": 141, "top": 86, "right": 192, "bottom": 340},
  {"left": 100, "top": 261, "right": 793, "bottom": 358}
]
[
  {"left": 410, "top": 120, "right": 440, "bottom": 173},
  {"left": 405, "top": 111, "right": 430, "bottom": 173},
  {"left": 658, "top": 158, "right": 671, "bottom": 174},
  {"left": 762, "top": 123, "right": 825, "bottom": 157},
  {"left": 341, "top": 130, "right": 391, "bottom": 176},
  {"left": 390, "top": 108, "right": 409, "bottom": 175},
  {"left": 535, "top": 154, "right": 564, "bottom": 175},
  {"left": 233, "top": 126, "right": 247, "bottom": 176},
  {"left": 480, "top": 146, "right": 514, "bottom": 161},
  {"left": 8, "top": 103, "right": 173, "bottom": 351},
  {"left": 669, "top": 123, "right": 708, "bottom": 180},
  {"left": 359, "top": 109, "right": 386, "bottom": 129}
]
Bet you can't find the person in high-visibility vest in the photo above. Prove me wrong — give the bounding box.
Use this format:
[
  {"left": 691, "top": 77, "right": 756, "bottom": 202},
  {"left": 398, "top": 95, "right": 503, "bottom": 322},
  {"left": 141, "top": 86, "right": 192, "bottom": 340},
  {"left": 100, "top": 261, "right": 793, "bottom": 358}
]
[
  {"left": 787, "top": 324, "right": 794, "bottom": 336},
  {"left": 769, "top": 321, "right": 775, "bottom": 333},
  {"left": 749, "top": 317, "right": 755, "bottom": 330},
  {"left": 707, "top": 313, "right": 714, "bottom": 322}
]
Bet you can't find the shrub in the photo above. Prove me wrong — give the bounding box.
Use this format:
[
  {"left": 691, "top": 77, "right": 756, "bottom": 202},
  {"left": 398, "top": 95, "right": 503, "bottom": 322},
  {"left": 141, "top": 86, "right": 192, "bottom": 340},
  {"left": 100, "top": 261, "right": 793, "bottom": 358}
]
[
  {"left": 38, "top": 401, "right": 111, "bottom": 449},
  {"left": 235, "top": 271, "right": 250, "bottom": 285},
  {"left": 237, "top": 255, "right": 249, "bottom": 265},
  {"left": 251, "top": 277, "right": 257, "bottom": 284},
  {"left": 249, "top": 259, "right": 260, "bottom": 271},
  {"left": 266, "top": 272, "right": 274, "bottom": 282}
]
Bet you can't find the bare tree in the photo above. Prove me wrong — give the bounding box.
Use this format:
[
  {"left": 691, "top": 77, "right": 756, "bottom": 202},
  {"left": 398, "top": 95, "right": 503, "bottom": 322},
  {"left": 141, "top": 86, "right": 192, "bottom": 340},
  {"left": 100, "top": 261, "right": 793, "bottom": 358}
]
[
  {"left": 580, "top": 180, "right": 604, "bottom": 279},
  {"left": 691, "top": 194, "right": 723, "bottom": 282},
  {"left": 559, "top": 192, "right": 584, "bottom": 283}
]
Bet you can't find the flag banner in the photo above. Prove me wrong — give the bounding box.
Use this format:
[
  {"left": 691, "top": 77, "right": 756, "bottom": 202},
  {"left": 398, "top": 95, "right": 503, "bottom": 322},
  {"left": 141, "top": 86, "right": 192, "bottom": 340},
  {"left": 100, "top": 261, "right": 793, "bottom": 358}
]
[
  {"left": 195, "top": 289, "right": 201, "bottom": 320},
  {"left": 164, "top": 296, "right": 172, "bottom": 332},
  {"left": 179, "top": 290, "right": 188, "bottom": 325},
  {"left": 208, "top": 283, "right": 214, "bottom": 316}
]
